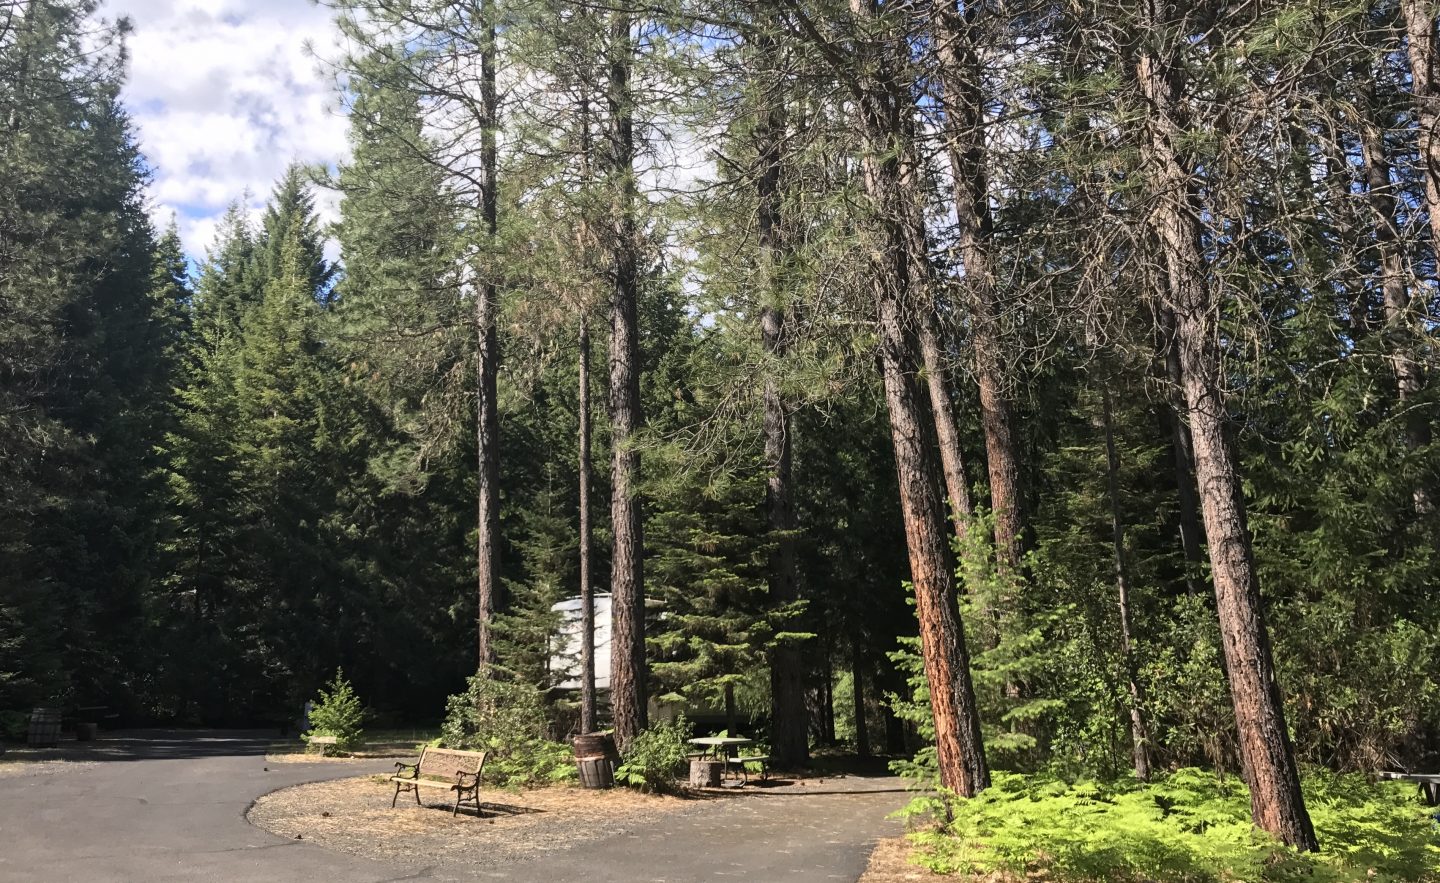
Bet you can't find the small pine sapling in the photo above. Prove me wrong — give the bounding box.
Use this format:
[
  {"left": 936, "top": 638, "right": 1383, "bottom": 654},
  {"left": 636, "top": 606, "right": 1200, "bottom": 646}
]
[{"left": 304, "top": 669, "right": 367, "bottom": 755}]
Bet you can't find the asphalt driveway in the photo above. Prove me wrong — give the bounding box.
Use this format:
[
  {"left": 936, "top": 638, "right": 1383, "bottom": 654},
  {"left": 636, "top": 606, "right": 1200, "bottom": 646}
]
[{"left": 0, "top": 730, "right": 905, "bottom": 882}]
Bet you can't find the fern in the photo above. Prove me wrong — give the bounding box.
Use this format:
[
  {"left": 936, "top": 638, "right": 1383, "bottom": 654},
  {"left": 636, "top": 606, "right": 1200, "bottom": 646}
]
[{"left": 903, "top": 769, "right": 1439, "bottom": 882}]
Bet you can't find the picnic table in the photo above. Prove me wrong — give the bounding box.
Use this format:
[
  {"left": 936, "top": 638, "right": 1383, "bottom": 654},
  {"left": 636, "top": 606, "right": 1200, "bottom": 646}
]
[
  {"left": 1379, "top": 771, "right": 1440, "bottom": 806},
  {"left": 688, "top": 737, "right": 770, "bottom": 785},
  {"left": 688, "top": 736, "right": 752, "bottom": 761}
]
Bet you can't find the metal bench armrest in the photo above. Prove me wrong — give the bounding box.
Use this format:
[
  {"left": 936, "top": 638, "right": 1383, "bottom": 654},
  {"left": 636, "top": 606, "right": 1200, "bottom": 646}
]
[
  {"left": 394, "top": 761, "right": 419, "bottom": 778},
  {"left": 453, "top": 769, "right": 481, "bottom": 791}
]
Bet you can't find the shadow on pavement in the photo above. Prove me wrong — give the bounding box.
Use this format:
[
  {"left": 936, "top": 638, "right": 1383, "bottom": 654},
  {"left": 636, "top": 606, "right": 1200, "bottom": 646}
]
[
  {"left": 5, "top": 728, "right": 278, "bottom": 763},
  {"left": 479, "top": 802, "right": 546, "bottom": 816}
]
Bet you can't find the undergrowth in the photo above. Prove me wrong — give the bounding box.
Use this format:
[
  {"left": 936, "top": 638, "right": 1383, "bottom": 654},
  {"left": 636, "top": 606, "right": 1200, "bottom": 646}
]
[
  {"left": 616, "top": 716, "right": 692, "bottom": 793},
  {"left": 898, "top": 768, "right": 1439, "bottom": 882},
  {"left": 440, "top": 673, "right": 575, "bottom": 788}
]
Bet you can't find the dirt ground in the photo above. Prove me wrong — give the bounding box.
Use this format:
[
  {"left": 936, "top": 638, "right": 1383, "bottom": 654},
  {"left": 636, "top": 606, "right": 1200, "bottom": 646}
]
[
  {"left": 264, "top": 735, "right": 429, "bottom": 764},
  {"left": 247, "top": 774, "right": 696, "bottom": 866},
  {"left": 0, "top": 756, "right": 87, "bottom": 778},
  {"left": 859, "top": 836, "right": 1034, "bottom": 883},
  {"left": 860, "top": 836, "right": 940, "bottom": 882}
]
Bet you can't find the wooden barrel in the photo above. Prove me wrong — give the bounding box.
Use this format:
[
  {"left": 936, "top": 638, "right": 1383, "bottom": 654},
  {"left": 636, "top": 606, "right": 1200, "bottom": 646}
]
[
  {"left": 571, "top": 732, "right": 619, "bottom": 760},
  {"left": 576, "top": 756, "right": 615, "bottom": 789},
  {"left": 27, "top": 708, "right": 61, "bottom": 747},
  {"left": 689, "top": 758, "right": 723, "bottom": 788}
]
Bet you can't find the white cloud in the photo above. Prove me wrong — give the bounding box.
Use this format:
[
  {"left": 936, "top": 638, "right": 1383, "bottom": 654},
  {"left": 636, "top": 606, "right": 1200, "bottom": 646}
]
[{"left": 107, "top": 0, "right": 351, "bottom": 258}]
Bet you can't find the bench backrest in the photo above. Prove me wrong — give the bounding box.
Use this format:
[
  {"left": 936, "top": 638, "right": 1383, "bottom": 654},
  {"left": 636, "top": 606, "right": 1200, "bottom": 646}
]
[{"left": 417, "top": 746, "right": 487, "bottom": 781}]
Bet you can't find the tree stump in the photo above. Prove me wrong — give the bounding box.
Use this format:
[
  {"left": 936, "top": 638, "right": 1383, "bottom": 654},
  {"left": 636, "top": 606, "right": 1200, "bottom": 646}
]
[{"left": 689, "top": 758, "right": 723, "bottom": 788}]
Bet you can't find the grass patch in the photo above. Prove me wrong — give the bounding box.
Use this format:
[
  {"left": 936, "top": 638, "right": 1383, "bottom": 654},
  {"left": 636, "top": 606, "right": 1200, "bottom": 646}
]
[
  {"left": 266, "top": 727, "right": 439, "bottom": 760},
  {"left": 901, "top": 768, "right": 1439, "bottom": 882}
]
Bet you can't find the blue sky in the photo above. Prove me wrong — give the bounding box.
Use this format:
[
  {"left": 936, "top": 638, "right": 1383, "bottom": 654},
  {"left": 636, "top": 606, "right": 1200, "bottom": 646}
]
[{"left": 110, "top": 0, "right": 350, "bottom": 259}]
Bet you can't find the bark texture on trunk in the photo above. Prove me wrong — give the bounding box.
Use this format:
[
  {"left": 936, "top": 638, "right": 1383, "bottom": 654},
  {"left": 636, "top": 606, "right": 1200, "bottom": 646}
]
[
  {"left": 1359, "top": 95, "right": 1432, "bottom": 512},
  {"left": 755, "top": 30, "right": 809, "bottom": 769},
  {"left": 1158, "top": 306, "right": 1206, "bottom": 596},
  {"left": 474, "top": 0, "right": 501, "bottom": 670},
  {"left": 578, "top": 316, "right": 597, "bottom": 734},
  {"left": 849, "top": 0, "right": 989, "bottom": 798},
  {"left": 852, "top": 641, "right": 870, "bottom": 758},
  {"left": 925, "top": 0, "right": 1026, "bottom": 573},
  {"left": 575, "top": 69, "right": 600, "bottom": 734},
  {"left": 763, "top": 310, "right": 807, "bottom": 762},
  {"left": 1101, "top": 389, "right": 1151, "bottom": 781},
  {"left": 606, "top": 9, "right": 646, "bottom": 751},
  {"left": 875, "top": 293, "right": 989, "bottom": 796},
  {"left": 1403, "top": 0, "right": 1440, "bottom": 252},
  {"left": 920, "top": 319, "right": 974, "bottom": 540},
  {"left": 1136, "top": 40, "right": 1317, "bottom": 850}
]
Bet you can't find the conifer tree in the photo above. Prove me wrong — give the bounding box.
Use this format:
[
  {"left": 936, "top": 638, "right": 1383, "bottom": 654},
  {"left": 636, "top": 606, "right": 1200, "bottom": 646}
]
[{"left": 0, "top": 0, "right": 177, "bottom": 709}]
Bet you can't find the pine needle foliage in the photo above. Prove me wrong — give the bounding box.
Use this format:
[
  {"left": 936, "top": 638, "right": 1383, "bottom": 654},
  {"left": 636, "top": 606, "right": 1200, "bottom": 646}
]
[{"left": 304, "top": 669, "right": 367, "bottom": 755}]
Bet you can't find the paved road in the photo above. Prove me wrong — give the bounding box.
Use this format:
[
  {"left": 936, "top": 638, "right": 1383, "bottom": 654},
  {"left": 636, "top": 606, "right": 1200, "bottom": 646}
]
[
  {"left": 490, "top": 780, "right": 907, "bottom": 883},
  {"left": 0, "top": 730, "right": 905, "bottom": 882},
  {"left": 1, "top": 730, "right": 412, "bottom": 882}
]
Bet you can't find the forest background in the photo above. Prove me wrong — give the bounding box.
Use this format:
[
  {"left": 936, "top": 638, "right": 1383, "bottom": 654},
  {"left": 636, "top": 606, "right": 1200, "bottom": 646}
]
[{"left": 3, "top": 0, "right": 1439, "bottom": 855}]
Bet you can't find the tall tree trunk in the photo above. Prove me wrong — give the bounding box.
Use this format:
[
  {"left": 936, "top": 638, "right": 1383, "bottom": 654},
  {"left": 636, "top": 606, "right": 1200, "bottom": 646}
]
[
  {"left": 474, "top": 0, "right": 501, "bottom": 669},
  {"left": 577, "top": 315, "right": 597, "bottom": 733},
  {"left": 849, "top": 0, "right": 989, "bottom": 798},
  {"left": 1157, "top": 306, "right": 1206, "bottom": 595},
  {"left": 755, "top": 28, "right": 809, "bottom": 769},
  {"left": 574, "top": 53, "right": 601, "bottom": 734},
  {"left": 874, "top": 290, "right": 989, "bottom": 796},
  {"left": 1403, "top": 0, "right": 1440, "bottom": 253},
  {"left": 852, "top": 640, "right": 870, "bottom": 758},
  {"left": 1136, "top": 39, "right": 1317, "bottom": 851},
  {"left": 919, "top": 319, "right": 974, "bottom": 540},
  {"left": 724, "top": 682, "right": 737, "bottom": 734},
  {"left": 605, "top": 9, "right": 646, "bottom": 750},
  {"left": 1101, "top": 388, "right": 1151, "bottom": 781},
  {"left": 924, "top": 0, "right": 1027, "bottom": 573},
  {"left": 1359, "top": 93, "right": 1432, "bottom": 512},
  {"left": 821, "top": 638, "right": 836, "bottom": 743}
]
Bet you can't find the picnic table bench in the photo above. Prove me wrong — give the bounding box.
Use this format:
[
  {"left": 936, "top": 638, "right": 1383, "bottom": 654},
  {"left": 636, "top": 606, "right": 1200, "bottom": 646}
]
[
  {"left": 1379, "top": 770, "right": 1440, "bottom": 806},
  {"left": 391, "top": 746, "right": 488, "bottom": 816},
  {"left": 725, "top": 754, "right": 770, "bottom": 785},
  {"left": 306, "top": 734, "right": 339, "bottom": 755}
]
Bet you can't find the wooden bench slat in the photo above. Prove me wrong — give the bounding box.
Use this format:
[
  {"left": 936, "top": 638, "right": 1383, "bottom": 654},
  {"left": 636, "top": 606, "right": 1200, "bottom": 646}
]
[{"left": 391, "top": 746, "right": 489, "bottom": 816}]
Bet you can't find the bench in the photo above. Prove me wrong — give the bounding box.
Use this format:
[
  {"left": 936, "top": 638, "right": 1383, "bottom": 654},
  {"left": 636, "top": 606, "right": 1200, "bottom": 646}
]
[
  {"left": 306, "top": 735, "right": 339, "bottom": 755},
  {"left": 391, "top": 746, "right": 488, "bottom": 816},
  {"left": 726, "top": 754, "right": 770, "bottom": 784}
]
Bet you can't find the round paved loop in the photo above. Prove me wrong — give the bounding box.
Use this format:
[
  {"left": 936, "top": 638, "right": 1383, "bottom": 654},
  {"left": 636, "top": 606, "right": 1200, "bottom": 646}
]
[{"left": 1, "top": 730, "right": 905, "bottom": 882}]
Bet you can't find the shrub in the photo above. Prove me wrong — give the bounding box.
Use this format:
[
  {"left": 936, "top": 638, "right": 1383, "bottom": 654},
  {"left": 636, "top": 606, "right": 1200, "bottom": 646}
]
[
  {"left": 441, "top": 673, "right": 575, "bottom": 788},
  {"left": 303, "top": 669, "right": 366, "bottom": 755},
  {"left": 902, "top": 768, "right": 1439, "bottom": 882},
  {"left": 615, "top": 716, "right": 692, "bottom": 793}
]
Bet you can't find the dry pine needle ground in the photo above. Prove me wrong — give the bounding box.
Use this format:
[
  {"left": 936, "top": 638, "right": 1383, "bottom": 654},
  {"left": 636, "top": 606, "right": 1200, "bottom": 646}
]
[{"left": 247, "top": 774, "right": 693, "bottom": 865}]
